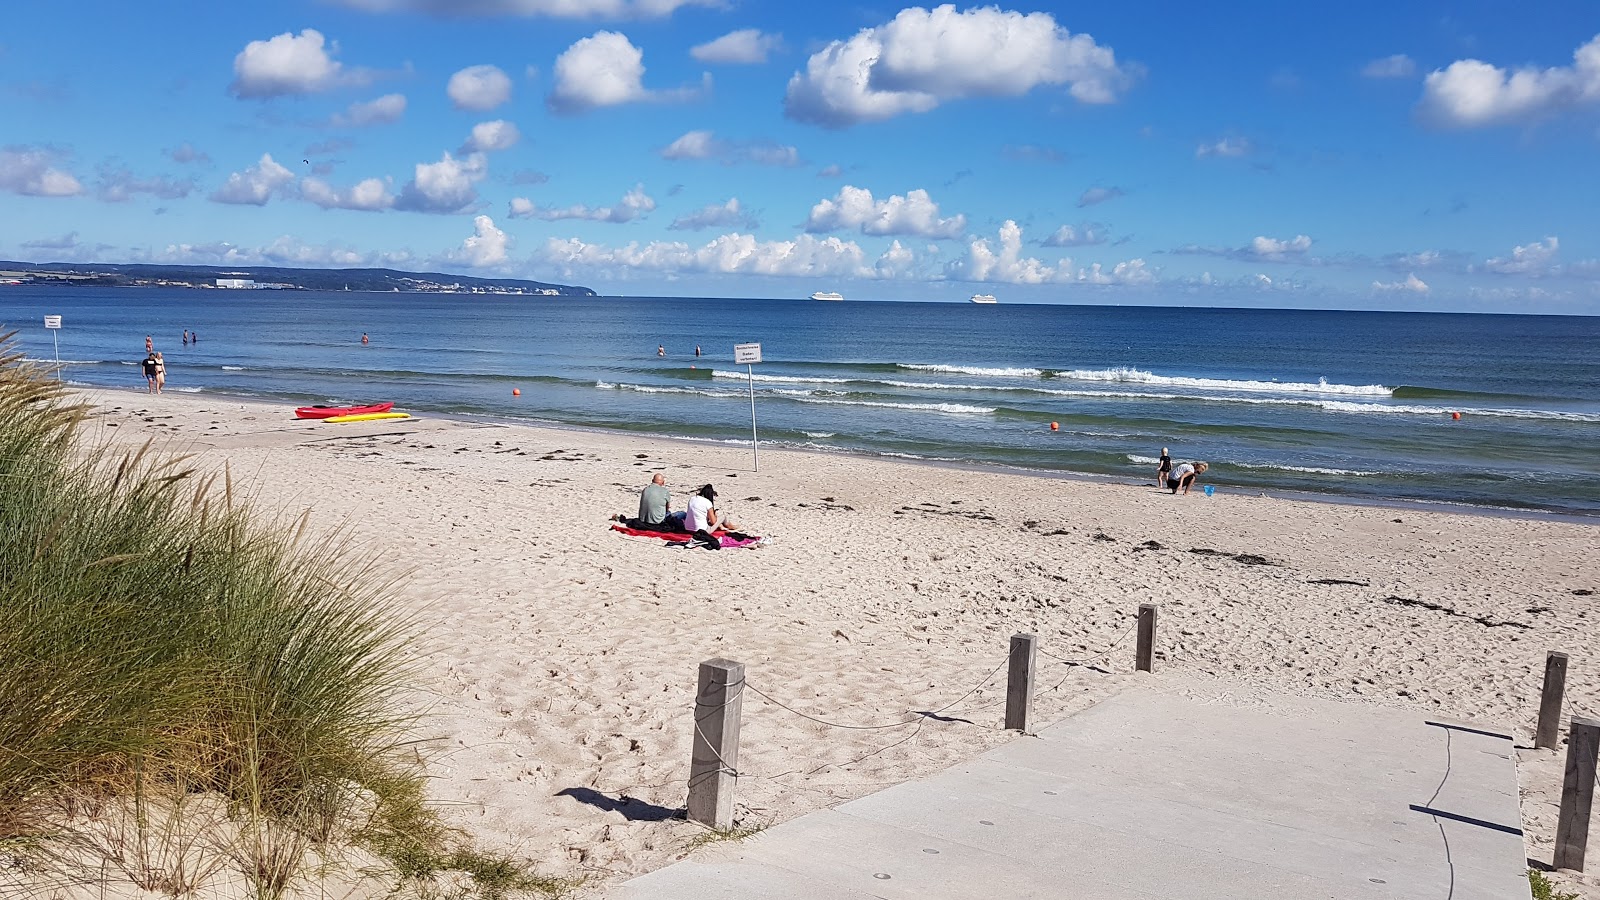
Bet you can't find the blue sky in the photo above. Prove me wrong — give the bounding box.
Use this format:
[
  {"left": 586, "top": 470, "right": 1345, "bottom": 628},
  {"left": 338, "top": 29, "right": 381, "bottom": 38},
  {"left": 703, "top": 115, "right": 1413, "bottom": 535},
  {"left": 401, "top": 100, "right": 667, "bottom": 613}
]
[{"left": 3, "top": 1, "right": 1598, "bottom": 312}]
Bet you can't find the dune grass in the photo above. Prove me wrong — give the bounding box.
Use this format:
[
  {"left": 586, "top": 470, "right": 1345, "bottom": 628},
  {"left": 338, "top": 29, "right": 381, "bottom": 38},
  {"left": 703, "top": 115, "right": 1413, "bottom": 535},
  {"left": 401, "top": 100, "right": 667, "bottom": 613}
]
[{"left": 0, "top": 337, "right": 563, "bottom": 897}]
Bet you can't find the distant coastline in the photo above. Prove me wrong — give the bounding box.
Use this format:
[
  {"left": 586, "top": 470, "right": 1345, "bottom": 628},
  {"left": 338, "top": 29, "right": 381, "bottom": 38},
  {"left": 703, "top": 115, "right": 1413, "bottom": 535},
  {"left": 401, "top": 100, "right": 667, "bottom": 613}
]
[{"left": 0, "top": 260, "right": 595, "bottom": 296}]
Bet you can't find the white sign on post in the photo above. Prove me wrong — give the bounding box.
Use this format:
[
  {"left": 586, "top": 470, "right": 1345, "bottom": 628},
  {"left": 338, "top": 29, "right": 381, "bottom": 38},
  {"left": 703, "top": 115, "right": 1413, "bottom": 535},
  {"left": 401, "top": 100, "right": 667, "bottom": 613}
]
[
  {"left": 734, "top": 343, "right": 762, "bottom": 471},
  {"left": 43, "top": 315, "right": 62, "bottom": 381}
]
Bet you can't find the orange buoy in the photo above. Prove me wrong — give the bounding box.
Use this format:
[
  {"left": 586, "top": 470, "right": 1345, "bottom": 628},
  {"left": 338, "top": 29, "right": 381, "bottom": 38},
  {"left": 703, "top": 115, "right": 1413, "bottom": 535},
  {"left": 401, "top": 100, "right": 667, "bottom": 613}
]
[
  {"left": 512, "top": 388, "right": 521, "bottom": 397},
  {"left": 1049, "top": 421, "right": 1059, "bottom": 431},
  {"left": 1451, "top": 411, "right": 1460, "bottom": 420}
]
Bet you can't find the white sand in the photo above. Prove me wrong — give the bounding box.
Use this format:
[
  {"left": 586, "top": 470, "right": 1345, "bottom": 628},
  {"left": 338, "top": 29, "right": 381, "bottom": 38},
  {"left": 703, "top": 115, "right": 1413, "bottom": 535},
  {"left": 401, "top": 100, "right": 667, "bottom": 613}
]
[{"left": 59, "top": 389, "right": 1600, "bottom": 896}]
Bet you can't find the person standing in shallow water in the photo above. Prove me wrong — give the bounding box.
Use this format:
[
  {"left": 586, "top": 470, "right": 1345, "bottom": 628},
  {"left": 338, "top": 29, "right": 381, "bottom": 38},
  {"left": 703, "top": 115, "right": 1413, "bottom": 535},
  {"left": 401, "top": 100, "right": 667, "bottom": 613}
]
[{"left": 657, "top": 344, "right": 665, "bottom": 357}]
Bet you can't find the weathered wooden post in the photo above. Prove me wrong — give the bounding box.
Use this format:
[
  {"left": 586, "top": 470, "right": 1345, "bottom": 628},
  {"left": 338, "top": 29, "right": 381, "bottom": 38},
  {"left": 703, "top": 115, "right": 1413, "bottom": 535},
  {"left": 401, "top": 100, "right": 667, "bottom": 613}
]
[
  {"left": 1004, "top": 633, "right": 1036, "bottom": 732},
  {"left": 1135, "top": 604, "right": 1158, "bottom": 673},
  {"left": 1536, "top": 651, "right": 1570, "bottom": 751},
  {"left": 1555, "top": 717, "right": 1600, "bottom": 872},
  {"left": 687, "top": 658, "right": 744, "bottom": 829}
]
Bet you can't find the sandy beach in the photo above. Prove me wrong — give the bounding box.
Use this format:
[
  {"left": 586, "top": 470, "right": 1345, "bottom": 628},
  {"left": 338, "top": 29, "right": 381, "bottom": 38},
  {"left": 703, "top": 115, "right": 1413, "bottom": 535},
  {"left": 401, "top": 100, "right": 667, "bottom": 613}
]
[{"left": 69, "top": 388, "right": 1600, "bottom": 896}]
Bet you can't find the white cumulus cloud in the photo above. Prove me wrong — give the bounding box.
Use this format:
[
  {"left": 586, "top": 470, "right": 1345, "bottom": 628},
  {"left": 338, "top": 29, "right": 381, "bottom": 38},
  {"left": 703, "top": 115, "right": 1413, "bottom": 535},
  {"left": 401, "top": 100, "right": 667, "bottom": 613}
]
[
  {"left": 1362, "top": 54, "right": 1416, "bottom": 79},
  {"left": 507, "top": 184, "right": 655, "bottom": 222},
  {"left": 333, "top": 93, "right": 407, "bottom": 127},
  {"left": 1248, "top": 234, "right": 1312, "bottom": 259},
  {"left": 1195, "top": 137, "right": 1252, "bottom": 158},
  {"left": 0, "top": 146, "right": 84, "bottom": 197},
  {"left": 1481, "top": 237, "right": 1559, "bottom": 275},
  {"left": 461, "top": 119, "right": 522, "bottom": 153},
  {"left": 1417, "top": 34, "right": 1600, "bottom": 127},
  {"left": 443, "top": 214, "right": 510, "bottom": 267},
  {"left": 210, "top": 153, "right": 296, "bottom": 205},
  {"left": 805, "top": 185, "right": 966, "bottom": 239},
  {"left": 395, "top": 151, "right": 488, "bottom": 213},
  {"left": 659, "top": 130, "right": 799, "bottom": 166},
  {"left": 1040, "top": 223, "right": 1107, "bottom": 247},
  {"left": 536, "top": 231, "right": 871, "bottom": 279},
  {"left": 951, "top": 221, "right": 1055, "bottom": 283},
  {"left": 230, "top": 29, "right": 349, "bottom": 98},
  {"left": 300, "top": 176, "right": 394, "bottom": 211},
  {"left": 325, "top": 0, "right": 719, "bottom": 18},
  {"left": 548, "top": 31, "right": 706, "bottom": 114},
  {"left": 448, "top": 65, "right": 513, "bottom": 111},
  {"left": 670, "top": 197, "right": 757, "bottom": 231},
  {"left": 1373, "top": 273, "right": 1430, "bottom": 293},
  {"left": 691, "top": 29, "right": 781, "bottom": 64},
  {"left": 785, "top": 5, "right": 1137, "bottom": 128}
]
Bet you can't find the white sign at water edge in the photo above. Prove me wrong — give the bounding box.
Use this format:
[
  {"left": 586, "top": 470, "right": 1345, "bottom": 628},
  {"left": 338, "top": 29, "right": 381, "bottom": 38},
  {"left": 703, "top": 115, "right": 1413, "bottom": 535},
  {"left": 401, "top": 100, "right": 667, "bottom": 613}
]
[
  {"left": 734, "top": 343, "right": 762, "bottom": 471},
  {"left": 43, "top": 315, "right": 62, "bottom": 380}
]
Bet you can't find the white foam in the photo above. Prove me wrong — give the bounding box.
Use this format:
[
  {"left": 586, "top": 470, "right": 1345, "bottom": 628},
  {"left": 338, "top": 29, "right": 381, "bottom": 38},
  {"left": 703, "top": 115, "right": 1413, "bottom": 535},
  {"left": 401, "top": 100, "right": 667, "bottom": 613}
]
[
  {"left": 1056, "top": 367, "right": 1391, "bottom": 396},
  {"left": 1229, "top": 461, "right": 1381, "bottom": 476},
  {"left": 222, "top": 365, "right": 248, "bottom": 371},
  {"left": 711, "top": 369, "right": 850, "bottom": 384},
  {"left": 1127, "top": 454, "right": 1161, "bottom": 465},
  {"left": 802, "top": 431, "right": 836, "bottom": 438},
  {"left": 792, "top": 396, "right": 994, "bottom": 415},
  {"left": 898, "top": 363, "right": 1043, "bottom": 377}
]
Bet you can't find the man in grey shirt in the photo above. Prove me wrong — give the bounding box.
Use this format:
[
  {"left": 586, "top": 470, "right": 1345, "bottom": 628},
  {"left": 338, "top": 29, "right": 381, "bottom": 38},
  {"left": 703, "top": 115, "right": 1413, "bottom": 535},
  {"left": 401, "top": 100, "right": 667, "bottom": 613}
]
[{"left": 638, "top": 472, "right": 672, "bottom": 526}]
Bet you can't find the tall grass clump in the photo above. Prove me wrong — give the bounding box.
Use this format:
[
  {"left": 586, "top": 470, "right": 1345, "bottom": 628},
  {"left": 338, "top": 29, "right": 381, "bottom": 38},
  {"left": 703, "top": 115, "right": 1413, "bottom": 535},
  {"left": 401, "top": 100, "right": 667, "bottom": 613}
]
[{"left": 0, "top": 334, "right": 449, "bottom": 893}]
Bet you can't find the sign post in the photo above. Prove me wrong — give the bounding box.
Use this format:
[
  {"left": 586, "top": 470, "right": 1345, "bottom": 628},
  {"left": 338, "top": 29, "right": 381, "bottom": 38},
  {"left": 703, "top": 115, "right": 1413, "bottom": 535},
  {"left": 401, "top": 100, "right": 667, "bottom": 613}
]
[
  {"left": 733, "top": 343, "right": 762, "bottom": 471},
  {"left": 43, "top": 315, "right": 62, "bottom": 381}
]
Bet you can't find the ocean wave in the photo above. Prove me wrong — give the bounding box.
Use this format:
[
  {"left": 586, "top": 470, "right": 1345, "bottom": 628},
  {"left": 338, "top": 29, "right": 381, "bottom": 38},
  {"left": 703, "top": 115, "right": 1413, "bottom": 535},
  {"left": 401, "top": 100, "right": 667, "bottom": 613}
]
[
  {"left": 897, "top": 363, "right": 1044, "bottom": 377},
  {"left": 711, "top": 369, "right": 851, "bottom": 384},
  {"left": 1054, "top": 367, "right": 1391, "bottom": 396},
  {"left": 170, "top": 386, "right": 203, "bottom": 393},
  {"left": 222, "top": 365, "right": 248, "bottom": 371},
  {"left": 1229, "top": 461, "right": 1381, "bottom": 476},
  {"left": 802, "top": 431, "right": 836, "bottom": 438},
  {"left": 791, "top": 396, "right": 994, "bottom": 415},
  {"left": 23, "top": 356, "right": 105, "bottom": 365},
  {"left": 596, "top": 381, "right": 743, "bottom": 399}
]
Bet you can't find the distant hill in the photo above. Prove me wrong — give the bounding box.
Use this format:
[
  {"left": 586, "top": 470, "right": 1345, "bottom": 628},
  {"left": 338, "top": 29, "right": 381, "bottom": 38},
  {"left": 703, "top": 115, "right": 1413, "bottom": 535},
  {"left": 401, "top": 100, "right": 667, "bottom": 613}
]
[{"left": 0, "top": 261, "right": 595, "bottom": 296}]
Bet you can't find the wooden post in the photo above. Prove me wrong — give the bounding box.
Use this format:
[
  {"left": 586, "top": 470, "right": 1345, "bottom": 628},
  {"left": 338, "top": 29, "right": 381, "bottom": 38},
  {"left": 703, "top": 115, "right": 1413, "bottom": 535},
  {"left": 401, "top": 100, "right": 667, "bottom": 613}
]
[
  {"left": 687, "top": 658, "right": 744, "bottom": 829},
  {"left": 1555, "top": 717, "right": 1600, "bottom": 872},
  {"left": 1005, "top": 633, "right": 1036, "bottom": 732},
  {"left": 1537, "top": 651, "right": 1570, "bottom": 751},
  {"left": 1136, "top": 604, "right": 1158, "bottom": 673}
]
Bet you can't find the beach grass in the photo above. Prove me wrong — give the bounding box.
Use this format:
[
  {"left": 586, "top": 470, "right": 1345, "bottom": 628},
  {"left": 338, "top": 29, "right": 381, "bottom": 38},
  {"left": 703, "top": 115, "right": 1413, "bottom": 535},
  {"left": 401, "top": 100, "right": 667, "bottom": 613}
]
[{"left": 0, "top": 336, "right": 558, "bottom": 897}]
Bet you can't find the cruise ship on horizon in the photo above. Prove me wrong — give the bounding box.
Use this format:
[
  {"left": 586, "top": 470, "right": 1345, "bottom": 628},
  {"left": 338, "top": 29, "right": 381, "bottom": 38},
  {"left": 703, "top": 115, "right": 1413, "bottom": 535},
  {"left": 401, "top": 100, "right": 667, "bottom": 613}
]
[
  {"left": 811, "top": 290, "right": 844, "bottom": 301},
  {"left": 970, "top": 293, "right": 997, "bottom": 304}
]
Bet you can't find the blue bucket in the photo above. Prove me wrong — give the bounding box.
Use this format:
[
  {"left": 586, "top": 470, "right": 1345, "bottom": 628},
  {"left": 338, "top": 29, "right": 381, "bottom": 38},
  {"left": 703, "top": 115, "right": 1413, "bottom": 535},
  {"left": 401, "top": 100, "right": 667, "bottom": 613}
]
[{"left": 1203, "top": 484, "right": 1215, "bottom": 497}]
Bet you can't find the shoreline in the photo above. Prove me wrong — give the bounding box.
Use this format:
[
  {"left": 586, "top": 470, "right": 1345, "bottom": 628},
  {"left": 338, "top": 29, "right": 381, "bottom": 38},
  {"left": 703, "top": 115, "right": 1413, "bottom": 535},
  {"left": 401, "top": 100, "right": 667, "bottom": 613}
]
[
  {"left": 65, "top": 384, "right": 1600, "bottom": 895},
  {"left": 79, "top": 382, "right": 1600, "bottom": 525}
]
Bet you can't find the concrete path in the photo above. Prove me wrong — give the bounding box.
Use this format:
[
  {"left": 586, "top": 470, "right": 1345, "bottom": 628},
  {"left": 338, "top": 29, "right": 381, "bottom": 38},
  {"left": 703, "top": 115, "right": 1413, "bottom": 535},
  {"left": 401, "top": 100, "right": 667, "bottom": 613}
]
[{"left": 611, "top": 682, "right": 1529, "bottom": 899}]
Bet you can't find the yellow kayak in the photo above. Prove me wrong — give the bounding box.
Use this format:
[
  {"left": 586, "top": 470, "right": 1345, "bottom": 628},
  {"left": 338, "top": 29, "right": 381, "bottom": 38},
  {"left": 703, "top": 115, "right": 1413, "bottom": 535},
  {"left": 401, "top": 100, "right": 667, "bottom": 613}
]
[{"left": 324, "top": 412, "right": 412, "bottom": 423}]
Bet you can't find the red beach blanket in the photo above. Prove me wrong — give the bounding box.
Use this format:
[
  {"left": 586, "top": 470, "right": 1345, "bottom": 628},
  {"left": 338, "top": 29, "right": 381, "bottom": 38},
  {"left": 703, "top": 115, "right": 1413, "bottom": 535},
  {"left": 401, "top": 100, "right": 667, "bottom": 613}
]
[{"left": 609, "top": 523, "right": 764, "bottom": 549}]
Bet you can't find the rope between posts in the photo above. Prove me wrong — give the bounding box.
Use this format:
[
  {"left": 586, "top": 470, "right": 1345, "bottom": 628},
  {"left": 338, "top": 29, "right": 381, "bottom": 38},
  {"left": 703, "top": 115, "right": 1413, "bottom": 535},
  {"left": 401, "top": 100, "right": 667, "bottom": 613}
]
[
  {"left": 1036, "top": 619, "right": 1138, "bottom": 670},
  {"left": 737, "top": 655, "right": 1011, "bottom": 732}
]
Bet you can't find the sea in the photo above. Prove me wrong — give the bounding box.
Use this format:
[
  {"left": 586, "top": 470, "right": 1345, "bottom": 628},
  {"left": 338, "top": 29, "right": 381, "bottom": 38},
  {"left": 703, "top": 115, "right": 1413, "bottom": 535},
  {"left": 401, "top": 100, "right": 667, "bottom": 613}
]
[{"left": 5, "top": 286, "right": 1599, "bottom": 518}]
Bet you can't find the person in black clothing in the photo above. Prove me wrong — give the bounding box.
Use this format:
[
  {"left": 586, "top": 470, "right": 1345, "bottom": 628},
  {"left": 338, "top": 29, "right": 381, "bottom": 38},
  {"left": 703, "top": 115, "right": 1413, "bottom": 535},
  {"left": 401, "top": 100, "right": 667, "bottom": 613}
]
[
  {"left": 141, "top": 353, "right": 159, "bottom": 393},
  {"left": 1155, "top": 447, "right": 1172, "bottom": 487}
]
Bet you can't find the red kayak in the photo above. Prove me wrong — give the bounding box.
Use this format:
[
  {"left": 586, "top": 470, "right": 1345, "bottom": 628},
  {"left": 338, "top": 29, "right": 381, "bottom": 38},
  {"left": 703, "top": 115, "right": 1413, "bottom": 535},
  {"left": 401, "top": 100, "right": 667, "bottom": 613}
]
[{"left": 294, "top": 402, "right": 394, "bottom": 420}]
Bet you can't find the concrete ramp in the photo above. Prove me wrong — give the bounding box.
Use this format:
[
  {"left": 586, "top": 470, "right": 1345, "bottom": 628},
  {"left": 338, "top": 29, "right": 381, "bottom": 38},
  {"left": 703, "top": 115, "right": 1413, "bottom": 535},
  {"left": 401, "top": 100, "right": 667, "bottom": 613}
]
[{"left": 612, "top": 683, "right": 1529, "bottom": 899}]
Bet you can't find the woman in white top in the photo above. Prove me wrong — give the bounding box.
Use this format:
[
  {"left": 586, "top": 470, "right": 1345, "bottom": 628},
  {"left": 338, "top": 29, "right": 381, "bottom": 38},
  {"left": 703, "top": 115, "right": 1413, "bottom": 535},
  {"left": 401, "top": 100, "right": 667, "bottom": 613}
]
[{"left": 684, "top": 484, "right": 735, "bottom": 533}]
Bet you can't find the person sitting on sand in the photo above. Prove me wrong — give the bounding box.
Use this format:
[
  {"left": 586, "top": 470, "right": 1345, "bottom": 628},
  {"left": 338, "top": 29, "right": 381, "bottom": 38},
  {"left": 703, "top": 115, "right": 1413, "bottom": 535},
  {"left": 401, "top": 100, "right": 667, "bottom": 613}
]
[
  {"left": 615, "top": 473, "right": 682, "bottom": 531},
  {"left": 685, "top": 484, "right": 736, "bottom": 534},
  {"left": 1155, "top": 446, "right": 1172, "bottom": 487},
  {"left": 1167, "top": 461, "right": 1208, "bottom": 495}
]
